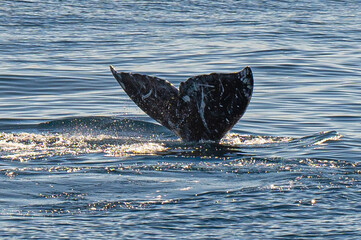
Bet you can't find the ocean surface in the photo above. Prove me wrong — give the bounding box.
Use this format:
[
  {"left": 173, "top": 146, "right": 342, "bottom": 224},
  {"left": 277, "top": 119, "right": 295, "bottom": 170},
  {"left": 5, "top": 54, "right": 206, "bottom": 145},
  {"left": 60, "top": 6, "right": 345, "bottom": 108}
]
[{"left": 1, "top": 0, "right": 361, "bottom": 239}]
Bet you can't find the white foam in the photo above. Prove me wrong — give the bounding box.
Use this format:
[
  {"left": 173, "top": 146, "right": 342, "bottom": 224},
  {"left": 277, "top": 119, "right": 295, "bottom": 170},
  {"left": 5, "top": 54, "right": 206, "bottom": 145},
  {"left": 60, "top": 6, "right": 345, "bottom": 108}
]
[
  {"left": 314, "top": 134, "right": 342, "bottom": 145},
  {"left": 0, "top": 132, "right": 167, "bottom": 161},
  {"left": 104, "top": 142, "right": 167, "bottom": 157},
  {"left": 221, "top": 133, "right": 292, "bottom": 146}
]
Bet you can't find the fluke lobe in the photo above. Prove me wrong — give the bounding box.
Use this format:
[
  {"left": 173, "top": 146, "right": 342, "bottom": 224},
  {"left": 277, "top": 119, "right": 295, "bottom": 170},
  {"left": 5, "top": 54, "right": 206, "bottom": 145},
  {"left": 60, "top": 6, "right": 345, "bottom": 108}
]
[{"left": 110, "top": 66, "right": 253, "bottom": 142}]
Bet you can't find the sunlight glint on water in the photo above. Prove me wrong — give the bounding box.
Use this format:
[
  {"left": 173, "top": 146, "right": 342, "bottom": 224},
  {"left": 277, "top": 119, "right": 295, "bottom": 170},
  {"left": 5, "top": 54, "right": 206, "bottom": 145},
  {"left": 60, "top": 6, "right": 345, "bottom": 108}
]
[{"left": 0, "top": 0, "right": 361, "bottom": 239}]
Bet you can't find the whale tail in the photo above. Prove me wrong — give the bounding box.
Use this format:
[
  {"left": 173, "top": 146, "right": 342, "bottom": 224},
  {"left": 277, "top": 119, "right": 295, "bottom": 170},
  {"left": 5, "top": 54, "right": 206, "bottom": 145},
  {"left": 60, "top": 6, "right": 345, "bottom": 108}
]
[{"left": 110, "top": 65, "right": 253, "bottom": 142}]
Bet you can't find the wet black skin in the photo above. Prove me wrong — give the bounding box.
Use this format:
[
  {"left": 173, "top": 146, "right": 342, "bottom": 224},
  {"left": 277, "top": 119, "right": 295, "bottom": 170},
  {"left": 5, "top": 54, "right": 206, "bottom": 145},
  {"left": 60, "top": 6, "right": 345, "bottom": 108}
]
[{"left": 110, "top": 66, "right": 253, "bottom": 142}]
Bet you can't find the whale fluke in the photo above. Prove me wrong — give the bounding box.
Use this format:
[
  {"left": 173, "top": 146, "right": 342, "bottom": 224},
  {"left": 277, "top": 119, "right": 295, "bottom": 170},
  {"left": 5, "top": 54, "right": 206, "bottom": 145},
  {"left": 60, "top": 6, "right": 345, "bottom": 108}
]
[{"left": 110, "top": 65, "right": 253, "bottom": 142}]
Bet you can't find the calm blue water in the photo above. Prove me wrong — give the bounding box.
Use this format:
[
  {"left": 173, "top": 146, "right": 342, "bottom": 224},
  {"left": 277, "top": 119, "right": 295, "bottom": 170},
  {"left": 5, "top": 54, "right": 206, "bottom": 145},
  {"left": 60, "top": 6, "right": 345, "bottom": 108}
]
[{"left": 1, "top": 0, "right": 361, "bottom": 239}]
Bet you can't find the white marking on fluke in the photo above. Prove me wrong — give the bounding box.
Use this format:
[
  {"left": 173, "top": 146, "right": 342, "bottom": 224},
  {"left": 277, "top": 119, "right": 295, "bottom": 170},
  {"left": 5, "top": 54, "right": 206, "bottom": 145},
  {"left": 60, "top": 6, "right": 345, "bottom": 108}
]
[{"left": 142, "top": 89, "right": 153, "bottom": 100}]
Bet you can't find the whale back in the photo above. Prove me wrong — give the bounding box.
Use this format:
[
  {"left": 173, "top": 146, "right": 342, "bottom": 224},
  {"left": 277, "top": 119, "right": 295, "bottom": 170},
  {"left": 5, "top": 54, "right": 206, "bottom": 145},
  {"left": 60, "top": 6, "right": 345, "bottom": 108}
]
[{"left": 110, "top": 66, "right": 253, "bottom": 142}]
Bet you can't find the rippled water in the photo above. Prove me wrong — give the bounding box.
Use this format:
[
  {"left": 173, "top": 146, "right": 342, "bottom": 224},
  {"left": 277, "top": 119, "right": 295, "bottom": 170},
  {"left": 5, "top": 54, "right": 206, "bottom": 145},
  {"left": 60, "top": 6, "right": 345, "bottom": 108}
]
[{"left": 1, "top": 0, "right": 361, "bottom": 239}]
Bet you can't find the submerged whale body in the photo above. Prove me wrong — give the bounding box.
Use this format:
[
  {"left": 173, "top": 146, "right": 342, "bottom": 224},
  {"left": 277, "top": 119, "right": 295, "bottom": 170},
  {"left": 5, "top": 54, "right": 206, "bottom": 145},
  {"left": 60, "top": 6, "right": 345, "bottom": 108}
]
[{"left": 110, "top": 66, "right": 253, "bottom": 142}]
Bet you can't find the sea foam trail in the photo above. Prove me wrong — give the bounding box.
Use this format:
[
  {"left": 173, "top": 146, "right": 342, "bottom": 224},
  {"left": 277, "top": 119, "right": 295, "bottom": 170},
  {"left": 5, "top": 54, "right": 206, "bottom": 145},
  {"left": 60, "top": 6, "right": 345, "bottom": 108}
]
[
  {"left": 0, "top": 131, "right": 341, "bottom": 161},
  {"left": 0, "top": 132, "right": 166, "bottom": 161}
]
